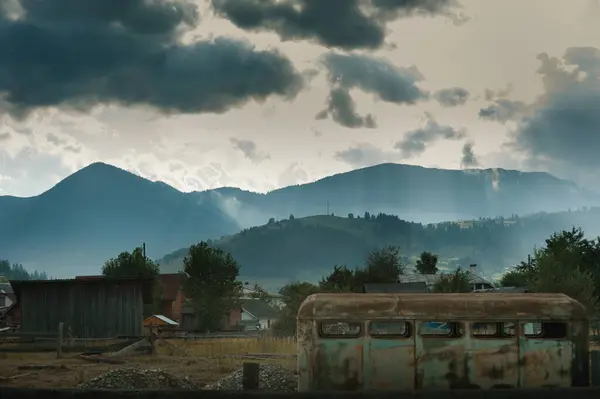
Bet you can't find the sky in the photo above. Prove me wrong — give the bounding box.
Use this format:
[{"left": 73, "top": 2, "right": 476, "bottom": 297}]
[{"left": 1, "top": 0, "right": 600, "bottom": 197}]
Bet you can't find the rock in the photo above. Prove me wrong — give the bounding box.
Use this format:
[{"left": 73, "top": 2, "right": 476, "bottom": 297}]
[
  {"left": 210, "top": 364, "right": 297, "bottom": 392},
  {"left": 77, "top": 367, "right": 200, "bottom": 390}
]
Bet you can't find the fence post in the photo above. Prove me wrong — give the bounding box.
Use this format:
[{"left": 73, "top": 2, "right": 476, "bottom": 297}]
[
  {"left": 242, "top": 362, "right": 259, "bottom": 391},
  {"left": 56, "top": 322, "right": 64, "bottom": 359},
  {"left": 592, "top": 350, "right": 600, "bottom": 387}
]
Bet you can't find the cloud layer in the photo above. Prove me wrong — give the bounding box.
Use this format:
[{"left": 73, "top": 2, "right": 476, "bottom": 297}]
[
  {"left": 211, "top": 0, "right": 465, "bottom": 50},
  {"left": 0, "top": 0, "right": 304, "bottom": 117}
]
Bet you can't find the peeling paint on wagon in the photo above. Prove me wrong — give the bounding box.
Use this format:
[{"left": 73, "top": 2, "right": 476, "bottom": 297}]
[
  {"left": 296, "top": 293, "right": 589, "bottom": 391},
  {"left": 365, "top": 333, "right": 414, "bottom": 390}
]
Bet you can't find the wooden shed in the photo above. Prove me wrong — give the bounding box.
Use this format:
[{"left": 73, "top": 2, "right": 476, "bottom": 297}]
[{"left": 10, "top": 277, "right": 153, "bottom": 338}]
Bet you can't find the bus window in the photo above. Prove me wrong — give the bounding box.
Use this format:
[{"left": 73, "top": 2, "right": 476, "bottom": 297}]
[
  {"left": 420, "top": 321, "right": 463, "bottom": 338},
  {"left": 503, "top": 322, "right": 516, "bottom": 336},
  {"left": 471, "top": 322, "right": 515, "bottom": 338},
  {"left": 369, "top": 321, "right": 411, "bottom": 338},
  {"left": 320, "top": 321, "right": 362, "bottom": 338},
  {"left": 524, "top": 322, "right": 567, "bottom": 339}
]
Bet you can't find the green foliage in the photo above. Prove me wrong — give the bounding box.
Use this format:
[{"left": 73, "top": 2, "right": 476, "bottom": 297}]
[
  {"left": 503, "top": 227, "right": 600, "bottom": 313},
  {"left": 415, "top": 251, "right": 439, "bottom": 274},
  {"left": 433, "top": 268, "right": 472, "bottom": 293},
  {"left": 101, "top": 246, "right": 161, "bottom": 314},
  {"left": 102, "top": 247, "right": 159, "bottom": 278},
  {"left": 276, "top": 245, "right": 407, "bottom": 333},
  {"left": 272, "top": 282, "right": 321, "bottom": 335},
  {"left": 0, "top": 260, "right": 47, "bottom": 280},
  {"left": 319, "top": 265, "right": 359, "bottom": 292},
  {"left": 249, "top": 283, "right": 274, "bottom": 305},
  {"left": 162, "top": 210, "right": 576, "bottom": 277},
  {"left": 365, "top": 245, "right": 405, "bottom": 280},
  {"left": 182, "top": 241, "right": 242, "bottom": 332}
]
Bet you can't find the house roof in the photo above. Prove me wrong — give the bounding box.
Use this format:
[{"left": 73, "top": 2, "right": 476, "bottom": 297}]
[
  {"left": 398, "top": 270, "right": 491, "bottom": 287},
  {"left": 363, "top": 282, "right": 428, "bottom": 293},
  {"left": 241, "top": 299, "right": 280, "bottom": 319},
  {"left": 146, "top": 314, "right": 179, "bottom": 325},
  {"left": 0, "top": 283, "right": 13, "bottom": 295}
]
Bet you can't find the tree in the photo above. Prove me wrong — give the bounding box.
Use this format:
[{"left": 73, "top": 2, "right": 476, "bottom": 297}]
[
  {"left": 364, "top": 245, "right": 405, "bottom": 282},
  {"left": 0, "top": 260, "right": 48, "bottom": 280},
  {"left": 102, "top": 247, "right": 159, "bottom": 278},
  {"left": 510, "top": 228, "right": 600, "bottom": 313},
  {"left": 272, "top": 282, "right": 320, "bottom": 335},
  {"left": 249, "top": 283, "right": 273, "bottom": 304},
  {"left": 415, "top": 251, "right": 439, "bottom": 274},
  {"left": 433, "top": 268, "right": 472, "bottom": 293},
  {"left": 348, "top": 213, "right": 354, "bottom": 219},
  {"left": 319, "top": 265, "right": 357, "bottom": 292},
  {"left": 499, "top": 269, "right": 528, "bottom": 287},
  {"left": 102, "top": 247, "right": 162, "bottom": 314},
  {"left": 182, "top": 242, "right": 242, "bottom": 332},
  {"left": 289, "top": 214, "right": 295, "bottom": 220}
]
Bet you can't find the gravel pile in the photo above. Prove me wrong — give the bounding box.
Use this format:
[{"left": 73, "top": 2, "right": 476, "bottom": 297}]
[
  {"left": 78, "top": 367, "right": 200, "bottom": 390},
  {"left": 210, "top": 364, "right": 297, "bottom": 392}
]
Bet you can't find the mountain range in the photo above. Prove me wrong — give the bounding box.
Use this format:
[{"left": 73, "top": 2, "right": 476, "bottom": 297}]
[{"left": 1, "top": 161, "right": 598, "bottom": 279}]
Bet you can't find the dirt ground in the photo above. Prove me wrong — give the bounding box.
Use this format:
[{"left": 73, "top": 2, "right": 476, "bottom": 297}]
[
  {"left": 0, "top": 351, "right": 239, "bottom": 388},
  {"left": 0, "top": 336, "right": 297, "bottom": 389}
]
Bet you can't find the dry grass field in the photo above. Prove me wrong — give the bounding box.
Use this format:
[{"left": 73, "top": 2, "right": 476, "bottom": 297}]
[{"left": 0, "top": 335, "right": 297, "bottom": 389}]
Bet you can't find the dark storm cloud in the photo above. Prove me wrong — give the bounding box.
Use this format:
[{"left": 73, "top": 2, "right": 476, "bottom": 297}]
[
  {"left": 394, "top": 114, "right": 466, "bottom": 158},
  {"left": 460, "top": 141, "right": 478, "bottom": 168},
  {"left": 318, "top": 53, "right": 428, "bottom": 128},
  {"left": 510, "top": 47, "right": 600, "bottom": 172},
  {"left": 316, "top": 87, "right": 376, "bottom": 128},
  {"left": 434, "top": 87, "right": 470, "bottom": 107},
  {"left": 211, "top": 0, "right": 465, "bottom": 50},
  {"left": 323, "top": 53, "right": 429, "bottom": 104},
  {"left": 0, "top": 0, "right": 304, "bottom": 117}
]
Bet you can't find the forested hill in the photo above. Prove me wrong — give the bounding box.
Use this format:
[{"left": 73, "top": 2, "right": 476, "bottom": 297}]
[{"left": 159, "top": 207, "right": 600, "bottom": 281}]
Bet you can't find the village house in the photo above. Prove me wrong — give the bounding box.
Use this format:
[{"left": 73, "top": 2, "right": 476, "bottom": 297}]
[
  {"left": 180, "top": 298, "right": 280, "bottom": 332},
  {"left": 241, "top": 286, "right": 284, "bottom": 308},
  {"left": 0, "top": 282, "right": 17, "bottom": 328},
  {"left": 397, "top": 264, "right": 494, "bottom": 292}
]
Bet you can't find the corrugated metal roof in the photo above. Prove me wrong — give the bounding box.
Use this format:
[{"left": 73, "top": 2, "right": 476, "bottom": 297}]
[
  {"left": 149, "top": 314, "right": 179, "bottom": 325},
  {"left": 398, "top": 270, "right": 491, "bottom": 286}
]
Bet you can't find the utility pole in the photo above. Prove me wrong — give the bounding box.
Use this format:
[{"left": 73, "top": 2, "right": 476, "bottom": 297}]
[
  {"left": 327, "top": 200, "right": 330, "bottom": 216},
  {"left": 142, "top": 242, "right": 146, "bottom": 258}
]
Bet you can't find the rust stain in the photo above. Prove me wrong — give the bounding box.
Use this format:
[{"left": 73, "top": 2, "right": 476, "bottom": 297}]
[
  {"left": 298, "top": 293, "right": 587, "bottom": 321},
  {"left": 521, "top": 347, "right": 571, "bottom": 387},
  {"left": 472, "top": 345, "right": 519, "bottom": 386}
]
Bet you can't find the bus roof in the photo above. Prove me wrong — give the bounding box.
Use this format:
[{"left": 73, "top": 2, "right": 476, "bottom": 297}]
[{"left": 297, "top": 293, "right": 587, "bottom": 321}]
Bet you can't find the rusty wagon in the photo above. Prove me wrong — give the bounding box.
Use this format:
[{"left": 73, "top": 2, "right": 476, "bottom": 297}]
[{"left": 296, "top": 293, "right": 589, "bottom": 391}]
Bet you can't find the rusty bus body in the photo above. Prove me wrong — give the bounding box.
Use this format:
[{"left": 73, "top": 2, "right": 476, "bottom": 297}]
[{"left": 297, "top": 293, "right": 589, "bottom": 391}]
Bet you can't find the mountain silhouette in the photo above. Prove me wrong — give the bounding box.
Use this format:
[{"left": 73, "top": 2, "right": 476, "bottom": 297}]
[
  {"left": 192, "top": 163, "right": 600, "bottom": 227},
  {"left": 1, "top": 162, "right": 598, "bottom": 278},
  {"left": 0, "top": 162, "right": 239, "bottom": 277}
]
